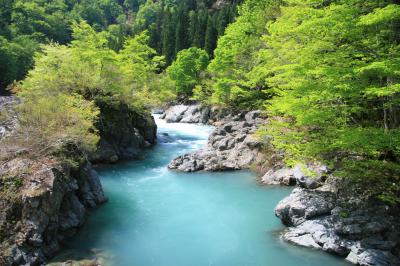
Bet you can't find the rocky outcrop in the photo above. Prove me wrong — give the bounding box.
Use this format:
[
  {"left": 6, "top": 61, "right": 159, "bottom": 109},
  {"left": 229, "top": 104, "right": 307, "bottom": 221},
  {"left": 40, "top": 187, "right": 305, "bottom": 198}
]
[
  {"left": 168, "top": 110, "right": 265, "bottom": 172},
  {"left": 261, "top": 164, "right": 328, "bottom": 188},
  {"left": 90, "top": 102, "right": 157, "bottom": 163},
  {"left": 275, "top": 182, "right": 400, "bottom": 265},
  {"left": 160, "top": 104, "right": 234, "bottom": 124},
  {"left": 0, "top": 97, "right": 156, "bottom": 265},
  {"left": 0, "top": 96, "right": 19, "bottom": 139},
  {"left": 0, "top": 157, "right": 106, "bottom": 265}
]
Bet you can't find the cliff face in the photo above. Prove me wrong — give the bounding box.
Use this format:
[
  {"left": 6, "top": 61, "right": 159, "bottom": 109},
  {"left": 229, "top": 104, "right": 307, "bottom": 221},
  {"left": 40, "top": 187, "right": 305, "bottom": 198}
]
[
  {"left": 0, "top": 158, "right": 106, "bottom": 265},
  {"left": 0, "top": 97, "right": 158, "bottom": 265},
  {"left": 90, "top": 101, "right": 157, "bottom": 163}
]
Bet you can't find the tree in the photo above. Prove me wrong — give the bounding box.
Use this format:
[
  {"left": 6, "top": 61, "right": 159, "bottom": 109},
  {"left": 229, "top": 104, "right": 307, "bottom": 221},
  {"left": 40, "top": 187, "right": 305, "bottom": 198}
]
[
  {"left": 258, "top": 0, "right": 400, "bottom": 203},
  {"left": 161, "top": 9, "right": 176, "bottom": 64},
  {"left": 204, "top": 14, "right": 217, "bottom": 56},
  {"left": 174, "top": 6, "right": 190, "bottom": 54},
  {"left": 167, "top": 47, "right": 209, "bottom": 95},
  {"left": 207, "top": 0, "right": 281, "bottom": 107}
]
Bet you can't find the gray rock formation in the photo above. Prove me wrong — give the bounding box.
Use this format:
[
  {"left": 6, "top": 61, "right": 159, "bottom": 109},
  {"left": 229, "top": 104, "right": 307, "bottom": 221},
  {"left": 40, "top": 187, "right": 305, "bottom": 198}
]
[
  {"left": 0, "top": 97, "right": 155, "bottom": 265},
  {"left": 0, "top": 158, "right": 106, "bottom": 265},
  {"left": 90, "top": 103, "right": 157, "bottom": 163},
  {"left": 160, "top": 104, "right": 235, "bottom": 124},
  {"left": 168, "top": 110, "right": 265, "bottom": 172},
  {"left": 261, "top": 168, "right": 296, "bottom": 186},
  {"left": 275, "top": 182, "right": 400, "bottom": 265},
  {"left": 0, "top": 96, "right": 20, "bottom": 139},
  {"left": 261, "top": 163, "right": 328, "bottom": 187}
]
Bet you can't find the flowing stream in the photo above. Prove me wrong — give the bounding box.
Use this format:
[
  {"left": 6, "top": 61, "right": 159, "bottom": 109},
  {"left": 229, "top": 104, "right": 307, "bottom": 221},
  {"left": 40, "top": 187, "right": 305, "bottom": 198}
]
[{"left": 52, "top": 116, "right": 348, "bottom": 266}]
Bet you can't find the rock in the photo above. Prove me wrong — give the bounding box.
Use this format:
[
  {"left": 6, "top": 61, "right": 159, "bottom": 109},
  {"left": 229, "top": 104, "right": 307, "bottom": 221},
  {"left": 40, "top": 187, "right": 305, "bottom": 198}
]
[
  {"left": 90, "top": 103, "right": 157, "bottom": 163},
  {"left": 275, "top": 186, "right": 336, "bottom": 226},
  {"left": 168, "top": 109, "right": 265, "bottom": 172},
  {"left": 78, "top": 163, "right": 107, "bottom": 208},
  {"left": 244, "top": 110, "right": 261, "bottom": 122},
  {"left": 152, "top": 108, "right": 164, "bottom": 114},
  {"left": 261, "top": 168, "right": 296, "bottom": 186},
  {"left": 276, "top": 178, "right": 400, "bottom": 265},
  {"left": 356, "top": 249, "right": 400, "bottom": 266},
  {"left": 0, "top": 96, "right": 20, "bottom": 139},
  {"left": 59, "top": 193, "right": 85, "bottom": 231},
  {"left": 180, "top": 105, "right": 210, "bottom": 123},
  {"left": 293, "top": 165, "right": 321, "bottom": 189},
  {"left": 162, "top": 104, "right": 230, "bottom": 124},
  {"left": 163, "top": 105, "right": 189, "bottom": 123},
  {"left": 285, "top": 232, "right": 321, "bottom": 249},
  {"left": 346, "top": 250, "right": 359, "bottom": 264},
  {"left": 0, "top": 158, "right": 106, "bottom": 265}
]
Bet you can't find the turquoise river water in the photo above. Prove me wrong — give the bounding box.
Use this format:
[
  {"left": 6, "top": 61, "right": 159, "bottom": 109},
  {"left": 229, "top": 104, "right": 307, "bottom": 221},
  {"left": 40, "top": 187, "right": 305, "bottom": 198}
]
[{"left": 53, "top": 116, "right": 348, "bottom": 266}]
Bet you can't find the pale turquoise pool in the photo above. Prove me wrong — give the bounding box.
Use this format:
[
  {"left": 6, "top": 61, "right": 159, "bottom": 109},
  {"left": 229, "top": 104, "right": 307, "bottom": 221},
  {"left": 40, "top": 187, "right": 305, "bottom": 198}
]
[{"left": 55, "top": 116, "right": 347, "bottom": 266}]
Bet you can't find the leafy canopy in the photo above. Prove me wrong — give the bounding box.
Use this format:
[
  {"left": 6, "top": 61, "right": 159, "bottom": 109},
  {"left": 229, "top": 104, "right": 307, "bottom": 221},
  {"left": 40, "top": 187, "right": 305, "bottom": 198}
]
[{"left": 167, "top": 47, "right": 209, "bottom": 96}]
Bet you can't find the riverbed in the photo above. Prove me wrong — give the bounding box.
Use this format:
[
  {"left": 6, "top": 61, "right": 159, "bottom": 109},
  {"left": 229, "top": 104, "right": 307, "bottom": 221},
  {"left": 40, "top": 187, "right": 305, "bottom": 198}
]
[{"left": 51, "top": 116, "right": 347, "bottom": 266}]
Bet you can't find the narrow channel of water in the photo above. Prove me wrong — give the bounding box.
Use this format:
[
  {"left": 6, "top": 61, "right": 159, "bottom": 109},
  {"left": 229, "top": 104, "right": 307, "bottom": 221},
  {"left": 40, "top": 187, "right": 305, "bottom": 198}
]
[{"left": 52, "top": 116, "right": 347, "bottom": 266}]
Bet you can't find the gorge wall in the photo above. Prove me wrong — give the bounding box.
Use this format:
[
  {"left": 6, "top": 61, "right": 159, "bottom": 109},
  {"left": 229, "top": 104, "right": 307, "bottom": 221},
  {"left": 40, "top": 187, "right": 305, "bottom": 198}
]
[{"left": 0, "top": 97, "right": 157, "bottom": 265}]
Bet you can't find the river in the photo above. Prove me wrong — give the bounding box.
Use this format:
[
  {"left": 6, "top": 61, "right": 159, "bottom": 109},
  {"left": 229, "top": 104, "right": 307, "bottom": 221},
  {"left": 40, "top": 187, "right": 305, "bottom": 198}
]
[{"left": 51, "top": 115, "right": 348, "bottom": 266}]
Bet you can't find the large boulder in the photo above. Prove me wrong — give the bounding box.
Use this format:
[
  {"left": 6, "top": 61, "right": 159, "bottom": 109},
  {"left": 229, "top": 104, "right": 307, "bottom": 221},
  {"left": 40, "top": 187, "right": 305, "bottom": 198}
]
[
  {"left": 275, "top": 182, "right": 400, "bottom": 265},
  {"left": 261, "top": 168, "right": 296, "bottom": 186},
  {"left": 275, "top": 185, "right": 336, "bottom": 226},
  {"left": 90, "top": 102, "right": 157, "bottom": 163},
  {"left": 161, "top": 104, "right": 232, "bottom": 124},
  {"left": 162, "top": 105, "right": 189, "bottom": 123},
  {"left": 293, "top": 164, "right": 327, "bottom": 189},
  {"left": 0, "top": 158, "right": 106, "bottom": 265}
]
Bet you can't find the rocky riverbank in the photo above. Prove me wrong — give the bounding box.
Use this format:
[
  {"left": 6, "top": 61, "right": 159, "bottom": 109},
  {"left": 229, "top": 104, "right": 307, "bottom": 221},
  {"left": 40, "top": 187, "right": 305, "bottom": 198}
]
[
  {"left": 259, "top": 158, "right": 400, "bottom": 265},
  {"left": 0, "top": 158, "right": 106, "bottom": 265},
  {"left": 163, "top": 104, "right": 266, "bottom": 172},
  {"left": 164, "top": 104, "right": 400, "bottom": 265},
  {"left": 275, "top": 179, "right": 400, "bottom": 265},
  {"left": 0, "top": 97, "right": 157, "bottom": 265}
]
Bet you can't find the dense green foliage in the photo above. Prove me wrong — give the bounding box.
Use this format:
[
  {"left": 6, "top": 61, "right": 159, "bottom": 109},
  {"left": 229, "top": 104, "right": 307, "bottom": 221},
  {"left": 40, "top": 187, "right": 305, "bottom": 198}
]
[
  {"left": 132, "top": 0, "right": 239, "bottom": 64},
  {"left": 263, "top": 0, "right": 400, "bottom": 203},
  {"left": 167, "top": 47, "right": 209, "bottom": 96},
  {"left": 203, "top": 0, "right": 282, "bottom": 107},
  {"left": 198, "top": 0, "right": 400, "bottom": 203},
  {"left": 3, "top": 22, "right": 173, "bottom": 157},
  {"left": 0, "top": 0, "right": 127, "bottom": 92},
  {"left": 2, "top": 0, "right": 399, "bottom": 203},
  {"left": 0, "top": 0, "right": 238, "bottom": 93}
]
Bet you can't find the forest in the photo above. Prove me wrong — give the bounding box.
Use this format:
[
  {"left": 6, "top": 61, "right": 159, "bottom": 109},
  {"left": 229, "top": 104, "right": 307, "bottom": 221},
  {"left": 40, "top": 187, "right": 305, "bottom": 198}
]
[
  {"left": 1, "top": 0, "right": 400, "bottom": 203},
  {"left": 0, "top": 0, "right": 239, "bottom": 92}
]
